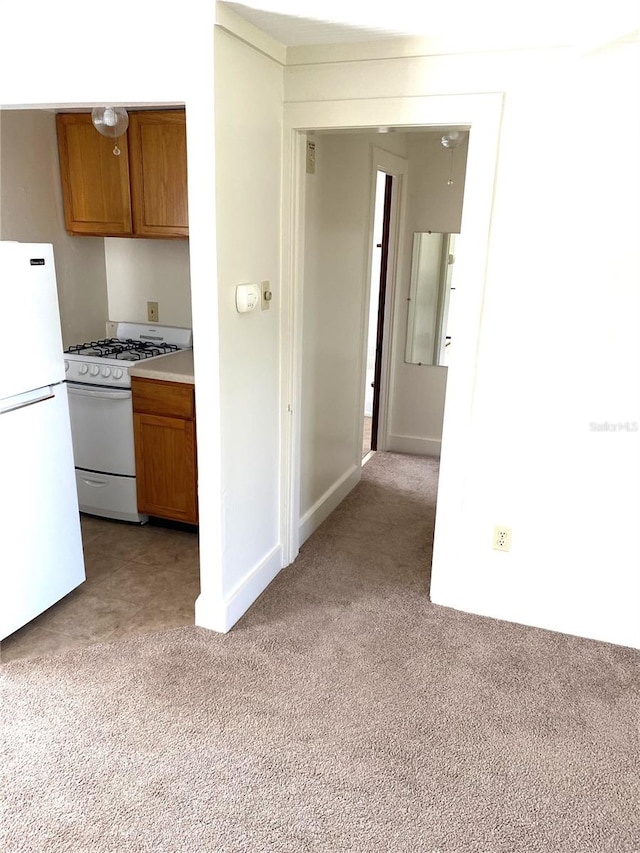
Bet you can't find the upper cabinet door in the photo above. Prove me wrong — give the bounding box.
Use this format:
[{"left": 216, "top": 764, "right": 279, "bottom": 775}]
[
  {"left": 128, "top": 111, "right": 189, "bottom": 239},
  {"left": 56, "top": 113, "right": 133, "bottom": 236}
]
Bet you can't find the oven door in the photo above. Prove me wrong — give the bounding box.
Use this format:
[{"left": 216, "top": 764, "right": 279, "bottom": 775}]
[{"left": 67, "top": 382, "right": 136, "bottom": 476}]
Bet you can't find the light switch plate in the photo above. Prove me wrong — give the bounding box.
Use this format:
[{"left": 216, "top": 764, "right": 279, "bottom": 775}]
[{"left": 261, "top": 280, "right": 272, "bottom": 310}]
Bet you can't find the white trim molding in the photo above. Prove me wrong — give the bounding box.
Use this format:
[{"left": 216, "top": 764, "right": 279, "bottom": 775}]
[
  {"left": 298, "top": 464, "right": 361, "bottom": 546},
  {"left": 195, "top": 545, "right": 284, "bottom": 633},
  {"left": 387, "top": 434, "right": 441, "bottom": 456},
  {"left": 368, "top": 146, "right": 408, "bottom": 453},
  {"left": 215, "top": 4, "right": 287, "bottom": 65}
]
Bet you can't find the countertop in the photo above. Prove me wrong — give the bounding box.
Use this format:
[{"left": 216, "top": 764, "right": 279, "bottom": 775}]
[{"left": 129, "top": 349, "right": 195, "bottom": 384}]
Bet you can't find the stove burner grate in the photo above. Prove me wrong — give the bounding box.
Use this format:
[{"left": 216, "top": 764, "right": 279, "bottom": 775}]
[{"left": 65, "top": 338, "right": 181, "bottom": 360}]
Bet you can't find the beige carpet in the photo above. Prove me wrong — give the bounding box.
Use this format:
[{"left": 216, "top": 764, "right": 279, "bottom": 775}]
[{"left": 1, "top": 452, "right": 639, "bottom": 852}]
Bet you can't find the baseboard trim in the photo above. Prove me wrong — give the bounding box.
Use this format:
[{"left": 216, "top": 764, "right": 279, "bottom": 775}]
[
  {"left": 299, "top": 463, "right": 360, "bottom": 546},
  {"left": 195, "top": 544, "right": 283, "bottom": 633},
  {"left": 386, "top": 433, "right": 441, "bottom": 457}
]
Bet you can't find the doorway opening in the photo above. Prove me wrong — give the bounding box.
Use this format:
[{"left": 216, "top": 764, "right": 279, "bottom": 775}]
[
  {"left": 0, "top": 104, "right": 200, "bottom": 663},
  {"left": 363, "top": 170, "right": 393, "bottom": 459},
  {"left": 282, "top": 95, "right": 504, "bottom": 575}
]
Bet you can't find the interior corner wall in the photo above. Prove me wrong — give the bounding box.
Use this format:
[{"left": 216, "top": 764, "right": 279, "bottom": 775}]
[
  {"left": 0, "top": 109, "right": 108, "bottom": 347},
  {"left": 214, "top": 28, "right": 284, "bottom": 612},
  {"left": 386, "top": 132, "right": 467, "bottom": 457}
]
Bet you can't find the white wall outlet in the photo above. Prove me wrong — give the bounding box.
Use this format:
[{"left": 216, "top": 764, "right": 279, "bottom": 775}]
[
  {"left": 493, "top": 525, "right": 512, "bottom": 552},
  {"left": 147, "top": 301, "right": 159, "bottom": 323},
  {"left": 106, "top": 321, "right": 118, "bottom": 338},
  {"left": 261, "top": 280, "right": 272, "bottom": 311}
]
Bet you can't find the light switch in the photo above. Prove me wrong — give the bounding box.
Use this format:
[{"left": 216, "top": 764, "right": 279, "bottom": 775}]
[{"left": 235, "top": 283, "right": 261, "bottom": 313}]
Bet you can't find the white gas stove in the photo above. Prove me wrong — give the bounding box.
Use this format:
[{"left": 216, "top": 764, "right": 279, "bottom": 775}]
[
  {"left": 64, "top": 323, "right": 193, "bottom": 523},
  {"left": 64, "top": 322, "right": 192, "bottom": 389}
]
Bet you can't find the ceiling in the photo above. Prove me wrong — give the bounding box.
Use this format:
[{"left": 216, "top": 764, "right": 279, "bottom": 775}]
[
  {"left": 222, "top": 0, "right": 639, "bottom": 51},
  {"left": 223, "top": 2, "right": 418, "bottom": 46}
]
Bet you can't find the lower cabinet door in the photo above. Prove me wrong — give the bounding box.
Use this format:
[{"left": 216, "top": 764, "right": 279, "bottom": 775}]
[{"left": 133, "top": 412, "right": 198, "bottom": 523}]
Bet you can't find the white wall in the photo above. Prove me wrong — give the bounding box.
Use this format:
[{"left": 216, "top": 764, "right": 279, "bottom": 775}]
[
  {"left": 387, "top": 131, "right": 467, "bottom": 456},
  {"left": 0, "top": 110, "right": 108, "bottom": 346},
  {"left": 284, "top": 38, "right": 640, "bottom": 649},
  {"left": 213, "top": 28, "right": 284, "bottom": 616},
  {"left": 432, "top": 41, "right": 640, "bottom": 649},
  {"left": 299, "top": 131, "right": 407, "bottom": 540},
  {"left": 104, "top": 238, "right": 192, "bottom": 327}
]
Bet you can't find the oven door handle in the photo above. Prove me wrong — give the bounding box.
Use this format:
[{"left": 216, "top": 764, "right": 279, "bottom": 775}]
[
  {"left": 79, "top": 476, "right": 110, "bottom": 488},
  {"left": 67, "top": 385, "right": 131, "bottom": 401}
]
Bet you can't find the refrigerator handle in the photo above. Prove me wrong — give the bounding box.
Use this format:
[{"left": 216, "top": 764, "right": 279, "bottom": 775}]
[{"left": 0, "top": 386, "right": 55, "bottom": 416}]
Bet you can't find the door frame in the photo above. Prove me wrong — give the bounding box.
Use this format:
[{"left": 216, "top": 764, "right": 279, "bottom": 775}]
[
  {"left": 279, "top": 94, "right": 504, "bottom": 567},
  {"left": 366, "top": 148, "right": 408, "bottom": 454}
]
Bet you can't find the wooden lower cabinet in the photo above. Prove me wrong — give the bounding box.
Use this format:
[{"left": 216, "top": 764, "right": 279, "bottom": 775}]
[{"left": 132, "top": 377, "right": 198, "bottom": 524}]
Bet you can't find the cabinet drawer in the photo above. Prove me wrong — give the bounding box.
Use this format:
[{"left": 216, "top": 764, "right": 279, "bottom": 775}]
[{"left": 131, "top": 377, "right": 194, "bottom": 418}]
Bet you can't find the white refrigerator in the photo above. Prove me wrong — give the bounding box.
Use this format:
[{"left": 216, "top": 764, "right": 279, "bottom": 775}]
[{"left": 0, "top": 241, "right": 85, "bottom": 641}]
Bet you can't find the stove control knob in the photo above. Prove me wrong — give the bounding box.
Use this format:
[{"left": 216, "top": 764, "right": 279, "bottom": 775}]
[
  {"left": 101, "top": 367, "right": 112, "bottom": 378},
  {"left": 64, "top": 360, "right": 69, "bottom": 372},
  {"left": 113, "top": 368, "right": 124, "bottom": 380},
  {"left": 90, "top": 365, "right": 100, "bottom": 376},
  {"left": 79, "top": 364, "right": 89, "bottom": 375}
]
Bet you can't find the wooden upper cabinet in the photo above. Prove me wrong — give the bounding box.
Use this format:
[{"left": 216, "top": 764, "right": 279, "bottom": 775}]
[
  {"left": 128, "top": 111, "right": 189, "bottom": 239},
  {"left": 56, "top": 109, "right": 188, "bottom": 239},
  {"left": 56, "top": 113, "right": 132, "bottom": 236}
]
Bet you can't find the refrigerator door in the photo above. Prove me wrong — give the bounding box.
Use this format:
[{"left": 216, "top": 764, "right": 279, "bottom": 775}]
[
  {"left": 0, "top": 383, "right": 85, "bottom": 640},
  {"left": 0, "top": 242, "right": 65, "bottom": 400}
]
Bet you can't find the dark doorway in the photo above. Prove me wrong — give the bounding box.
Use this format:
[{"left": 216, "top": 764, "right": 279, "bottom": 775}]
[{"left": 363, "top": 171, "right": 393, "bottom": 456}]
